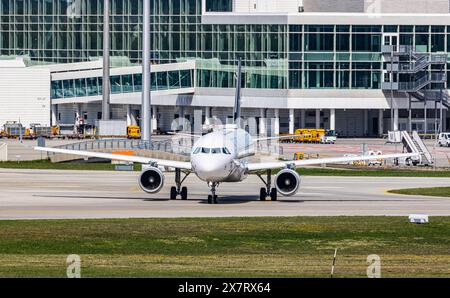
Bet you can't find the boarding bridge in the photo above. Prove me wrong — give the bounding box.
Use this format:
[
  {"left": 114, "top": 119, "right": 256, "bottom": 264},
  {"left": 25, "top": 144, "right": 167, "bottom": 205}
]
[{"left": 388, "top": 131, "right": 433, "bottom": 166}]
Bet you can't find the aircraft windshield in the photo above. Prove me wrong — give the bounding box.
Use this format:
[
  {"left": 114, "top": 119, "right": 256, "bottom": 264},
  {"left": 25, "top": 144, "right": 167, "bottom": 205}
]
[{"left": 194, "top": 147, "right": 232, "bottom": 155}]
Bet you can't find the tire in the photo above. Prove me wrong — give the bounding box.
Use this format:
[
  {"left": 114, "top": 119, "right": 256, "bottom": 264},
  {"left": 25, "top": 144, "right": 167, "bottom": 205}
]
[
  {"left": 213, "top": 195, "right": 218, "bottom": 204},
  {"left": 260, "top": 188, "right": 267, "bottom": 201},
  {"left": 207, "top": 195, "right": 213, "bottom": 204},
  {"left": 180, "top": 187, "right": 188, "bottom": 200},
  {"left": 170, "top": 187, "right": 177, "bottom": 200},
  {"left": 270, "top": 188, "right": 278, "bottom": 201}
]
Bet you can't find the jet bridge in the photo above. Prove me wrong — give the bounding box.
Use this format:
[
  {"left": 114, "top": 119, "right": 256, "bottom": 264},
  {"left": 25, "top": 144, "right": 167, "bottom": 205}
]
[{"left": 388, "top": 131, "right": 433, "bottom": 166}]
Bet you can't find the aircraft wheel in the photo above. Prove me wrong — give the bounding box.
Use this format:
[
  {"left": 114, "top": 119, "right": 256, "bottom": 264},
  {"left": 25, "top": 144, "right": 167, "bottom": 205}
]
[
  {"left": 207, "top": 195, "right": 213, "bottom": 204},
  {"left": 170, "top": 187, "right": 178, "bottom": 200},
  {"left": 181, "top": 187, "right": 188, "bottom": 200},
  {"left": 260, "top": 188, "right": 267, "bottom": 201},
  {"left": 213, "top": 195, "right": 218, "bottom": 204},
  {"left": 270, "top": 188, "right": 278, "bottom": 201}
]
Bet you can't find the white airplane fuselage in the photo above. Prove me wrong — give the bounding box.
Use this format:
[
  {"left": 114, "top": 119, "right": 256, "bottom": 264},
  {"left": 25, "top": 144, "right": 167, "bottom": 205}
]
[{"left": 191, "top": 128, "right": 253, "bottom": 183}]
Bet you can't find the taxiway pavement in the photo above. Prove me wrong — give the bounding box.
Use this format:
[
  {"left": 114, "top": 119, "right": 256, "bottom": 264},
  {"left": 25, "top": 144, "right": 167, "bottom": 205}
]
[{"left": 1, "top": 169, "right": 450, "bottom": 219}]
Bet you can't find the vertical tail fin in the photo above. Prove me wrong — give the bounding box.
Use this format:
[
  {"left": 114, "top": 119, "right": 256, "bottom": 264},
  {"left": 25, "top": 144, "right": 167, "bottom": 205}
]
[{"left": 233, "top": 58, "right": 242, "bottom": 125}]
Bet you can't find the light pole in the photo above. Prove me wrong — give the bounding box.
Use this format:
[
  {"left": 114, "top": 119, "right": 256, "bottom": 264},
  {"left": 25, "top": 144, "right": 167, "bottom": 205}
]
[
  {"left": 102, "top": 0, "right": 110, "bottom": 120},
  {"left": 141, "top": 0, "right": 152, "bottom": 143}
]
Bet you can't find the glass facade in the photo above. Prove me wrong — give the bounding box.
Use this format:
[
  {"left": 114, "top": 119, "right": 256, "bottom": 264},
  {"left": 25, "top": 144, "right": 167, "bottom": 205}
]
[
  {"left": 0, "top": 1, "right": 449, "bottom": 90},
  {"left": 51, "top": 69, "right": 193, "bottom": 99}
]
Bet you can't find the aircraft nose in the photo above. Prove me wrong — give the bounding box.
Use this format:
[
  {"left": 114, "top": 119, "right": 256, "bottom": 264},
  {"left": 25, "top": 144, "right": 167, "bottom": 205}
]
[{"left": 193, "top": 155, "right": 231, "bottom": 182}]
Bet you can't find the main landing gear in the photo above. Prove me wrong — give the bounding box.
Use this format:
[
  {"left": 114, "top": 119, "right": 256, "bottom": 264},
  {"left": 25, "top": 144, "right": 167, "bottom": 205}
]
[
  {"left": 207, "top": 182, "right": 219, "bottom": 204},
  {"left": 257, "top": 170, "right": 278, "bottom": 201},
  {"left": 170, "top": 168, "right": 190, "bottom": 200}
]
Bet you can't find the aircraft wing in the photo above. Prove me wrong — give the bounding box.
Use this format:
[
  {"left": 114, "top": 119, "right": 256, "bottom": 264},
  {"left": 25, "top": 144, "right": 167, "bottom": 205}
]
[
  {"left": 168, "top": 132, "right": 202, "bottom": 138},
  {"left": 35, "top": 147, "right": 192, "bottom": 170},
  {"left": 254, "top": 134, "right": 308, "bottom": 142},
  {"left": 246, "top": 152, "right": 419, "bottom": 172}
]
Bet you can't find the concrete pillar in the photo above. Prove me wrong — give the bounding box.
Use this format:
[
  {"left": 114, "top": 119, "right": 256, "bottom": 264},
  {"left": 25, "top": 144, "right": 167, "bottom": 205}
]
[
  {"left": 152, "top": 106, "right": 157, "bottom": 132},
  {"left": 259, "top": 108, "right": 267, "bottom": 136},
  {"left": 273, "top": 109, "right": 280, "bottom": 136},
  {"left": 393, "top": 108, "right": 399, "bottom": 131},
  {"left": 408, "top": 95, "right": 412, "bottom": 133},
  {"left": 300, "top": 110, "right": 306, "bottom": 128},
  {"left": 75, "top": 104, "right": 81, "bottom": 120},
  {"left": 443, "top": 109, "right": 447, "bottom": 132},
  {"left": 363, "top": 110, "right": 369, "bottom": 136},
  {"left": 315, "top": 109, "right": 321, "bottom": 128},
  {"left": 126, "top": 105, "right": 132, "bottom": 126},
  {"left": 289, "top": 109, "right": 295, "bottom": 134},
  {"left": 330, "top": 109, "right": 336, "bottom": 131},
  {"left": 205, "top": 107, "right": 211, "bottom": 126},
  {"left": 424, "top": 102, "right": 428, "bottom": 135},
  {"left": 131, "top": 109, "right": 137, "bottom": 126},
  {"left": 378, "top": 109, "right": 384, "bottom": 136},
  {"left": 51, "top": 105, "right": 58, "bottom": 126}
]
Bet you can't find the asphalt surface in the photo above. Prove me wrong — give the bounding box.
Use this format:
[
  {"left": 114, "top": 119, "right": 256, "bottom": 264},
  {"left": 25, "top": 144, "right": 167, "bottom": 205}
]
[
  {"left": 3, "top": 136, "right": 450, "bottom": 167},
  {"left": 1, "top": 169, "right": 450, "bottom": 220}
]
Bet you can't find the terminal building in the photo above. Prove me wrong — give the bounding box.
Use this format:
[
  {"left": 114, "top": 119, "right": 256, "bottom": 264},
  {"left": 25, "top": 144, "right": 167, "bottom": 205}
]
[{"left": 0, "top": 0, "right": 449, "bottom": 137}]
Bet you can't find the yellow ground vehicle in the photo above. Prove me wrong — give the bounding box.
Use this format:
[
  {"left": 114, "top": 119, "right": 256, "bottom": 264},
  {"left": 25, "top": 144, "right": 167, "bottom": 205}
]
[
  {"left": 127, "top": 125, "right": 141, "bottom": 139},
  {"left": 293, "top": 129, "right": 325, "bottom": 143},
  {"left": 51, "top": 126, "right": 59, "bottom": 136},
  {"left": 294, "top": 152, "right": 305, "bottom": 160}
]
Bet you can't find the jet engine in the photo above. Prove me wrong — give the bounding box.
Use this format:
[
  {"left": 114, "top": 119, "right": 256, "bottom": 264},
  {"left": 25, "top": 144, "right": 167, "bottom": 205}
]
[
  {"left": 139, "top": 167, "right": 164, "bottom": 194},
  {"left": 275, "top": 169, "right": 301, "bottom": 196}
]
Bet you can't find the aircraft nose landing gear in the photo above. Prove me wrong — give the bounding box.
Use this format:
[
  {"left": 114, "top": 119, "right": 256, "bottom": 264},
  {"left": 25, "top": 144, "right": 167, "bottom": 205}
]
[{"left": 207, "top": 182, "right": 219, "bottom": 204}]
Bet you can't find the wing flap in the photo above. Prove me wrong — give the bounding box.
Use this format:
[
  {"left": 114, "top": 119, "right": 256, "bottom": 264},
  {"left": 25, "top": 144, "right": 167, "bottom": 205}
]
[
  {"left": 246, "top": 153, "right": 419, "bottom": 172},
  {"left": 35, "top": 147, "right": 192, "bottom": 170}
]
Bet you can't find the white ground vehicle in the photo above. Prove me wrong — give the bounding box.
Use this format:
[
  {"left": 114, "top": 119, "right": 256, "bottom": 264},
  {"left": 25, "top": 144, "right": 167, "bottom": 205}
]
[
  {"left": 367, "top": 151, "right": 384, "bottom": 166},
  {"left": 320, "top": 130, "right": 337, "bottom": 144},
  {"left": 438, "top": 133, "right": 450, "bottom": 147}
]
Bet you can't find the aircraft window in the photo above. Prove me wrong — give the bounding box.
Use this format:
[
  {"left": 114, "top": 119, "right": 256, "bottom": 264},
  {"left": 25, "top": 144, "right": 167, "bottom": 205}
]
[
  {"left": 201, "top": 148, "right": 211, "bottom": 154},
  {"left": 211, "top": 148, "right": 221, "bottom": 154},
  {"left": 193, "top": 148, "right": 201, "bottom": 154},
  {"left": 222, "top": 148, "right": 231, "bottom": 155}
]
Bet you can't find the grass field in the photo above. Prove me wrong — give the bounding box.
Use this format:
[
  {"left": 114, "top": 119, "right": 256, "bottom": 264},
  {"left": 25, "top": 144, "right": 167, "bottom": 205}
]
[
  {"left": 0, "top": 159, "right": 141, "bottom": 171},
  {"left": 389, "top": 187, "right": 450, "bottom": 197},
  {"left": 0, "top": 217, "right": 449, "bottom": 278},
  {"left": 2, "top": 159, "right": 450, "bottom": 177}
]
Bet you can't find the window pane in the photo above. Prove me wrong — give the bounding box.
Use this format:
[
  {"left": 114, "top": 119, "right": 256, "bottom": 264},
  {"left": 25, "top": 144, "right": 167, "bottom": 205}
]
[
  {"left": 110, "top": 75, "right": 122, "bottom": 94},
  {"left": 122, "top": 74, "right": 133, "bottom": 93}
]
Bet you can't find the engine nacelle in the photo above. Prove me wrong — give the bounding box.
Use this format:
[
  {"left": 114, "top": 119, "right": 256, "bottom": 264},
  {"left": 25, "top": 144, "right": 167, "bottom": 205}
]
[
  {"left": 276, "top": 169, "right": 301, "bottom": 197},
  {"left": 139, "top": 167, "right": 164, "bottom": 194}
]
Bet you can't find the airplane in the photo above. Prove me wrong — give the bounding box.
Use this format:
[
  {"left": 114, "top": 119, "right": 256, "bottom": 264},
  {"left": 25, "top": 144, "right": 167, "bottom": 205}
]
[{"left": 35, "top": 60, "right": 419, "bottom": 205}]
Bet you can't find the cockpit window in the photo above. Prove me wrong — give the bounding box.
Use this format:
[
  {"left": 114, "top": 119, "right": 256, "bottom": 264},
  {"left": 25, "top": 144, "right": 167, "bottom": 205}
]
[
  {"left": 211, "top": 148, "right": 221, "bottom": 154},
  {"left": 222, "top": 147, "right": 231, "bottom": 155},
  {"left": 193, "top": 148, "right": 201, "bottom": 154},
  {"left": 201, "top": 147, "right": 211, "bottom": 154}
]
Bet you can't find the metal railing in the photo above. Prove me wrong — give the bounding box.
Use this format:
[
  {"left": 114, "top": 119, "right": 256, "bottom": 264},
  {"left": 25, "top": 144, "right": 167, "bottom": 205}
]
[
  {"left": 50, "top": 138, "right": 193, "bottom": 157},
  {"left": 398, "top": 73, "right": 447, "bottom": 92}
]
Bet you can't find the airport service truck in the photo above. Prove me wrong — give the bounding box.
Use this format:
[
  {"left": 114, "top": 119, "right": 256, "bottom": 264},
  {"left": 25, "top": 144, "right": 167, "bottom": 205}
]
[{"left": 438, "top": 133, "right": 450, "bottom": 147}]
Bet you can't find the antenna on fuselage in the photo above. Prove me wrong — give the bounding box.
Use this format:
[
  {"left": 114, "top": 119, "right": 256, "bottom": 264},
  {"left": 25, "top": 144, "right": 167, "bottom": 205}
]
[{"left": 233, "top": 58, "right": 242, "bottom": 126}]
